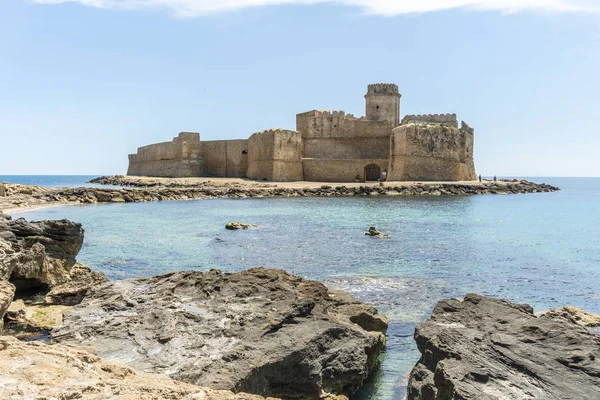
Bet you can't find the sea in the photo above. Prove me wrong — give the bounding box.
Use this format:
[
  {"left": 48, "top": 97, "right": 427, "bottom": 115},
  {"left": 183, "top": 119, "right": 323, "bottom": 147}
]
[{"left": 3, "top": 175, "right": 600, "bottom": 399}]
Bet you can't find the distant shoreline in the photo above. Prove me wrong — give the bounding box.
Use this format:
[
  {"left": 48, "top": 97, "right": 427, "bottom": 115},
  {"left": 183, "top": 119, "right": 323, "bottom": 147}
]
[{"left": 0, "top": 177, "right": 560, "bottom": 215}]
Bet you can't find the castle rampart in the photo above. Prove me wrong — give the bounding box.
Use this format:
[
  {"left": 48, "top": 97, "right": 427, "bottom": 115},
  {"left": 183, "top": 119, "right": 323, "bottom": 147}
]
[
  {"left": 127, "top": 132, "right": 203, "bottom": 177},
  {"left": 247, "top": 129, "right": 303, "bottom": 182},
  {"left": 127, "top": 83, "right": 477, "bottom": 182},
  {"left": 401, "top": 114, "right": 458, "bottom": 128},
  {"left": 387, "top": 121, "right": 476, "bottom": 181}
]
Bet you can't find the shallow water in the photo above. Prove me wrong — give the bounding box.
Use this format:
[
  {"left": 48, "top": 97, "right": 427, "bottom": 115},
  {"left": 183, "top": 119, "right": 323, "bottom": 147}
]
[{"left": 12, "top": 177, "right": 600, "bottom": 399}]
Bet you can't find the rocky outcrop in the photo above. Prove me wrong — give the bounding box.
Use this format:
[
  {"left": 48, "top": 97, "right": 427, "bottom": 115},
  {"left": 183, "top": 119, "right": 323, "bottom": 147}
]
[
  {"left": 0, "top": 336, "right": 276, "bottom": 400},
  {"left": 44, "top": 263, "right": 108, "bottom": 305},
  {"left": 365, "top": 226, "right": 388, "bottom": 237},
  {"left": 225, "top": 222, "right": 258, "bottom": 230},
  {"left": 52, "top": 268, "right": 387, "bottom": 399},
  {"left": 0, "top": 213, "right": 84, "bottom": 288},
  {"left": 0, "top": 213, "right": 107, "bottom": 335},
  {"left": 407, "top": 294, "right": 600, "bottom": 400},
  {"left": 537, "top": 306, "right": 600, "bottom": 328}
]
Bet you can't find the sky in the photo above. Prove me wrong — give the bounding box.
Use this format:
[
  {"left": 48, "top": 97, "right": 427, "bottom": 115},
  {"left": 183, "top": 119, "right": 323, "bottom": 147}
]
[{"left": 1, "top": 0, "right": 599, "bottom": 176}]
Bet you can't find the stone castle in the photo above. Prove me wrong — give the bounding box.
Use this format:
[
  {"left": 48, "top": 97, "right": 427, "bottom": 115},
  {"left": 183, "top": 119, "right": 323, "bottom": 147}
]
[{"left": 127, "top": 83, "right": 476, "bottom": 182}]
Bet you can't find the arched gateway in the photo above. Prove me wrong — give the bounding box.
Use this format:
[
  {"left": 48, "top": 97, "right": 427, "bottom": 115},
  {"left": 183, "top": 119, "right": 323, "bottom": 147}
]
[{"left": 364, "top": 163, "right": 381, "bottom": 181}]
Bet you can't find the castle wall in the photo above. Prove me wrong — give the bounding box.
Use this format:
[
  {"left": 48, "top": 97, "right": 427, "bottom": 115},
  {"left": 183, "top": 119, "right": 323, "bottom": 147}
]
[
  {"left": 302, "top": 159, "right": 389, "bottom": 182},
  {"left": 296, "top": 110, "right": 392, "bottom": 161},
  {"left": 247, "top": 129, "right": 303, "bottom": 181},
  {"left": 127, "top": 132, "right": 203, "bottom": 177},
  {"left": 401, "top": 114, "right": 458, "bottom": 128},
  {"left": 387, "top": 122, "right": 476, "bottom": 182},
  {"left": 202, "top": 140, "right": 248, "bottom": 178}
]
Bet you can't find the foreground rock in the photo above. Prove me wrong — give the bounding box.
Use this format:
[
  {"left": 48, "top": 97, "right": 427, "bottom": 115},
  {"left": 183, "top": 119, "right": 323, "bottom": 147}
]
[
  {"left": 0, "top": 213, "right": 107, "bottom": 334},
  {"left": 53, "top": 268, "right": 387, "bottom": 399},
  {"left": 0, "top": 212, "right": 84, "bottom": 288},
  {"left": 0, "top": 336, "right": 276, "bottom": 400},
  {"left": 407, "top": 294, "right": 600, "bottom": 400},
  {"left": 537, "top": 305, "right": 600, "bottom": 328}
]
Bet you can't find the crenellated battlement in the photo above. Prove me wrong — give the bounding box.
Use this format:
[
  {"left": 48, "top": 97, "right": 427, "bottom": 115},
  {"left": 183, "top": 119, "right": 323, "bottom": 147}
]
[
  {"left": 460, "top": 121, "right": 474, "bottom": 135},
  {"left": 366, "top": 83, "right": 400, "bottom": 96},
  {"left": 401, "top": 113, "right": 458, "bottom": 128},
  {"left": 176, "top": 132, "right": 200, "bottom": 141},
  {"left": 252, "top": 128, "right": 298, "bottom": 136},
  {"left": 296, "top": 110, "right": 360, "bottom": 121}
]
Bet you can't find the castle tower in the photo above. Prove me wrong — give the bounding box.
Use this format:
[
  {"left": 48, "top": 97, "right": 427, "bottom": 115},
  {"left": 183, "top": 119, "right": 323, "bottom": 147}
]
[{"left": 365, "top": 83, "right": 401, "bottom": 127}]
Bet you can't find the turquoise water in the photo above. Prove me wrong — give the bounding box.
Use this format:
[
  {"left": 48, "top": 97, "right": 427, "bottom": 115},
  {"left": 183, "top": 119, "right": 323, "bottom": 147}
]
[
  {"left": 11, "top": 177, "right": 600, "bottom": 399},
  {"left": 0, "top": 175, "right": 101, "bottom": 188}
]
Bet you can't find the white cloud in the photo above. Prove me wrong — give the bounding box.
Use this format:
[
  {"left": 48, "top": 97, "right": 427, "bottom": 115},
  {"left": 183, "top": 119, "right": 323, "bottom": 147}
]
[{"left": 31, "top": 0, "right": 600, "bottom": 17}]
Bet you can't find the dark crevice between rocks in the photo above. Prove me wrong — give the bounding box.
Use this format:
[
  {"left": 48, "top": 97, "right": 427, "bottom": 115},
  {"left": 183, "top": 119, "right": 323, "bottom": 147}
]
[
  {"left": 4, "top": 276, "right": 53, "bottom": 343},
  {"left": 9, "top": 277, "right": 49, "bottom": 302}
]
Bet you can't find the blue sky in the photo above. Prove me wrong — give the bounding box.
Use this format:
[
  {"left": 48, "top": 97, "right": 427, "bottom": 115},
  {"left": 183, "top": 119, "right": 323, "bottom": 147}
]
[{"left": 1, "top": 0, "right": 599, "bottom": 176}]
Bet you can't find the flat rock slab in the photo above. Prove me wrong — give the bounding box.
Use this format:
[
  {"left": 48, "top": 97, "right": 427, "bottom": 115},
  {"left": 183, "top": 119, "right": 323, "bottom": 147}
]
[
  {"left": 0, "top": 336, "right": 276, "bottom": 400},
  {"left": 52, "top": 268, "right": 387, "bottom": 399},
  {"left": 407, "top": 293, "right": 600, "bottom": 400}
]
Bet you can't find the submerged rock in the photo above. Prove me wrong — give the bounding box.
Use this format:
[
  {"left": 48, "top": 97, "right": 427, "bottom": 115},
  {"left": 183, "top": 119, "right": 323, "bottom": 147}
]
[
  {"left": 365, "top": 226, "right": 388, "bottom": 237},
  {"left": 407, "top": 293, "right": 600, "bottom": 400},
  {"left": 52, "top": 268, "right": 387, "bottom": 399},
  {"left": 0, "top": 336, "right": 276, "bottom": 400},
  {"left": 225, "top": 222, "right": 258, "bottom": 230}
]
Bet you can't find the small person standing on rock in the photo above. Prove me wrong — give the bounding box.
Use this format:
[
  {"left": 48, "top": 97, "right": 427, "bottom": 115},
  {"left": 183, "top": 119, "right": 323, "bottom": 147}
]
[
  {"left": 493, "top": 175, "right": 497, "bottom": 182},
  {"left": 478, "top": 175, "right": 482, "bottom": 183}
]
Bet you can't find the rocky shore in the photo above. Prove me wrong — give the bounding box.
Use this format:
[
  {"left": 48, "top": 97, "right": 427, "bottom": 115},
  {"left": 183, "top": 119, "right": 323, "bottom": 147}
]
[
  {"left": 407, "top": 294, "right": 600, "bottom": 399},
  {"left": 52, "top": 268, "right": 387, "bottom": 399},
  {"left": 0, "top": 177, "right": 560, "bottom": 214},
  {"left": 0, "top": 212, "right": 387, "bottom": 399},
  {"left": 3, "top": 206, "right": 599, "bottom": 399}
]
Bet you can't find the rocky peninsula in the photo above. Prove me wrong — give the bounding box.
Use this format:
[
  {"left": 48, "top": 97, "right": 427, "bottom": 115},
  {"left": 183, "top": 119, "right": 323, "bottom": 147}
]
[{"left": 0, "top": 176, "right": 559, "bottom": 214}]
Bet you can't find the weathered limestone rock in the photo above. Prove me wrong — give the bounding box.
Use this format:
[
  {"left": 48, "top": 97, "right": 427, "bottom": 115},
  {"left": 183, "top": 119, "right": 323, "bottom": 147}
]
[
  {"left": 0, "top": 336, "right": 276, "bottom": 400},
  {"left": 537, "top": 305, "right": 600, "bottom": 328},
  {"left": 45, "top": 263, "right": 109, "bottom": 305},
  {"left": 365, "top": 226, "right": 388, "bottom": 237},
  {"left": 0, "top": 214, "right": 107, "bottom": 335},
  {"left": 0, "top": 280, "right": 15, "bottom": 330},
  {"left": 5, "top": 299, "right": 71, "bottom": 330},
  {"left": 225, "top": 222, "right": 258, "bottom": 230},
  {"left": 52, "top": 268, "right": 387, "bottom": 399},
  {"left": 407, "top": 293, "right": 600, "bottom": 400},
  {"left": 0, "top": 215, "right": 84, "bottom": 288}
]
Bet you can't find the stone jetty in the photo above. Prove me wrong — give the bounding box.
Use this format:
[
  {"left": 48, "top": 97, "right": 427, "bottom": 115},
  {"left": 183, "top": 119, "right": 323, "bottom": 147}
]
[{"left": 0, "top": 178, "right": 559, "bottom": 214}]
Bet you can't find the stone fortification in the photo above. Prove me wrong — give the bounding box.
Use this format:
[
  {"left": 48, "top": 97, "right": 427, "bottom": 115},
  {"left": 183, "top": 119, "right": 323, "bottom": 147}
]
[
  {"left": 127, "top": 132, "right": 248, "bottom": 178},
  {"left": 247, "top": 129, "right": 303, "bottom": 182},
  {"left": 127, "top": 83, "right": 478, "bottom": 182},
  {"left": 401, "top": 113, "right": 459, "bottom": 128},
  {"left": 127, "top": 132, "right": 203, "bottom": 177},
  {"left": 388, "top": 120, "right": 476, "bottom": 181}
]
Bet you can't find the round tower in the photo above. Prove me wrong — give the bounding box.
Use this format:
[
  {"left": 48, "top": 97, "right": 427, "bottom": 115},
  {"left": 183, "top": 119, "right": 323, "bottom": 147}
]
[{"left": 365, "top": 83, "right": 401, "bottom": 127}]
